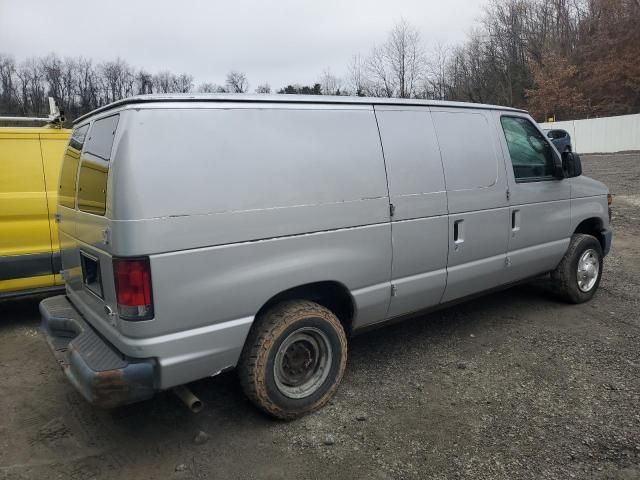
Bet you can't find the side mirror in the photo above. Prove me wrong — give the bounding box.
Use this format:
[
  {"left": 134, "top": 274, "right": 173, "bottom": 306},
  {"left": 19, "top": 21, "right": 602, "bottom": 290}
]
[
  {"left": 562, "top": 151, "right": 582, "bottom": 178},
  {"left": 551, "top": 150, "right": 565, "bottom": 179},
  {"left": 553, "top": 162, "right": 565, "bottom": 179}
]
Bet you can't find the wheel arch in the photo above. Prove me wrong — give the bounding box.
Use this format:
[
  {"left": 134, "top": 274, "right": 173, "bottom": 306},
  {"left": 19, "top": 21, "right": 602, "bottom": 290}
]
[
  {"left": 255, "top": 281, "right": 356, "bottom": 336},
  {"left": 574, "top": 217, "right": 606, "bottom": 251}
]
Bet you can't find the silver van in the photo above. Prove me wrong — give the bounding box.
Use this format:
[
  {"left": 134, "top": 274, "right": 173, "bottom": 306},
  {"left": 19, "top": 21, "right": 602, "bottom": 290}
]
[{"left": 40, "top": 94, "right": 612, "bottom": 419}]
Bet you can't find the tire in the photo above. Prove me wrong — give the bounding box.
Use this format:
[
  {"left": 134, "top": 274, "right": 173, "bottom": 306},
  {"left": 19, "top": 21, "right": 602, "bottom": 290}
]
[
  {"left": 551, "top": 233, "right": 603, "bottom": 303},
  {"left": 238, "top": 300, "right": 348, "bottom": 420}
]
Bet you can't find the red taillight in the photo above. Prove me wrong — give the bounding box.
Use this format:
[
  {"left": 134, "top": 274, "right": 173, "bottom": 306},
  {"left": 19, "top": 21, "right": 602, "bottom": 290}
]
[{"left": 112, "top": 257, "right": 154, "bottom": 320}]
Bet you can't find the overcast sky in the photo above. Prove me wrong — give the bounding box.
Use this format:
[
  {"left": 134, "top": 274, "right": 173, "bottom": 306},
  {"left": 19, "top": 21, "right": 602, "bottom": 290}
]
[{"left": 0, "top": 0, "right": 485, "bottom": 90}]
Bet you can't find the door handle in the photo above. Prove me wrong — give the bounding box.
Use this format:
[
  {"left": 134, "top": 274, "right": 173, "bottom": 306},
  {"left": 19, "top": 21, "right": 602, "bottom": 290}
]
[
  {"left": 511, "top": 209, "right": 521, "bottom": 234},
  {"left": 454, "top": 219, "right": 464, "bottom": 244}
]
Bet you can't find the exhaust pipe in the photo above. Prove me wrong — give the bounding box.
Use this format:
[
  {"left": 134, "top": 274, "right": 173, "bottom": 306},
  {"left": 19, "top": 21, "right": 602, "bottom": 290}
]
[{"left": 173, "top": 385, "right": 203, "bottom": 413}]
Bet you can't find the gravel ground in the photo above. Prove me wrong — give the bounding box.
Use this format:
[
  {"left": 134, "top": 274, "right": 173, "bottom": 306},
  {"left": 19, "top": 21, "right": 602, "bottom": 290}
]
[{"left": 1, "top": 154, "right": 639, "bottom": 480}]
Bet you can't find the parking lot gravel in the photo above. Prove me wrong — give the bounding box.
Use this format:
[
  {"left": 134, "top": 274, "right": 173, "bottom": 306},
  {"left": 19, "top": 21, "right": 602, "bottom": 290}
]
[{"left": 1, "top": 153, "right": 639, "bottom": 480}]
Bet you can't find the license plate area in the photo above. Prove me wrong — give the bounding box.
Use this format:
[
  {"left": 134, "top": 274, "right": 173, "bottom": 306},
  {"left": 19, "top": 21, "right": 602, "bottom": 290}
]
[{"left": 80, "top": 251, "right": 103, "bottom": 298}]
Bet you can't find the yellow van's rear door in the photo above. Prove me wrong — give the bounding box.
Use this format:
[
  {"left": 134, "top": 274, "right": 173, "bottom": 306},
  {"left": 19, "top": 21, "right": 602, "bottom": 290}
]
[
  {"left": 40, "top": 131, "right": 71, "bottom": 285},
  {"left": 0, "top": 130, "right": 54, "bottom": 293}
]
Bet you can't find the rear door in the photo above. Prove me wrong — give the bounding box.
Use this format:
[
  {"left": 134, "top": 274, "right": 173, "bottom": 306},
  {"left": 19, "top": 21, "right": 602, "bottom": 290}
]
[
  {"left": 375, "top": 105, "right": 448, "bottom": 318},
  {"left": 496, "top": 113, "right": 571, "bottom": 282},
  {"left": 59, "top": 114, "right": 120, "bottom": 331},
  {"left": 433, "top": 108, "right": 511, "bottom": 302},
  {"left": 57, "top": 123, "right": 88, "bottom": 291},
  {"left": 39, "top": 130, "right": 71, "bottom": 284}
]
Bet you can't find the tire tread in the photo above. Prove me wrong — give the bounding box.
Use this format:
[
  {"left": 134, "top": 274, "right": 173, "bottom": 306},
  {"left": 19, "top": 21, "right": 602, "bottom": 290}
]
[
  {"left": 551, "top": 233, "right": 603, "bottom": 304},
  {"left": 238, "top": 300, "right": 347, "bottom": 420}
]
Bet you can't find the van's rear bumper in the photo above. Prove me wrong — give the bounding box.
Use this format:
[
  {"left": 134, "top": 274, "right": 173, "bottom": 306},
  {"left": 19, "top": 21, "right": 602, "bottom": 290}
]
[{"left": 40, "top": 295, "right": 156, "bottom": 408}]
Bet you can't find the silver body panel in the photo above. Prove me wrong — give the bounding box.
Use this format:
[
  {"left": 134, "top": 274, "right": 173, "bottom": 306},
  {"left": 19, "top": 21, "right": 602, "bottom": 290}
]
[
  {"left": 494, "top": 111, "right": 573, "bottom": 283},
  {"left": 374, "top": 106, "right": 448, "bottom": 318},
  {"left": 432, "top": 107, "right": 511, "bottom": 302},
  {"left": 57, "top": 96, "right": 610, "bottom": 391}
]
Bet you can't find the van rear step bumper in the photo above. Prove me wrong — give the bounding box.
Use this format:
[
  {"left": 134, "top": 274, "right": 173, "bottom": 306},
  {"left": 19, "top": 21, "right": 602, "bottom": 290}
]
[{"left": 40, "top": 295, "right": 156, "bottom": 408}]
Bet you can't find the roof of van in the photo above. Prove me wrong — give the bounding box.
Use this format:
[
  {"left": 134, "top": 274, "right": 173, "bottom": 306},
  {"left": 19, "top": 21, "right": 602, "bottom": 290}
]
[{"left": 73, "top": 93, "right": 527, "bottom": 124}]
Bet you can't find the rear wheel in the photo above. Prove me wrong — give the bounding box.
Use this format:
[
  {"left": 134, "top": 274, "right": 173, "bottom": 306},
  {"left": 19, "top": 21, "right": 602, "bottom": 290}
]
[
  {"left": 551, "top": 233, "right": 603, "bottom": 303},
  {"left": 238, "top": 300, "right": 348, "bottom": 420}
]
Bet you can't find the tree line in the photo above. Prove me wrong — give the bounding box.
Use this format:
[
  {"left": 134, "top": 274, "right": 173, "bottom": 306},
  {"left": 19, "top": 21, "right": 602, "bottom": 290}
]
[
  {"left": 1, "top": 0, "right": 638, "bottom": 123},
  {"left": 444, "top": 0, "right": 640, "bottom": 120}
]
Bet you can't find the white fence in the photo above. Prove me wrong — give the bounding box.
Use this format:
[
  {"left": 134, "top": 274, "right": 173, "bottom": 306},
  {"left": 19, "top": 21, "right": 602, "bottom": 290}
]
[{"left": 540, "top": 113, "right": 640, "bottom": 154}]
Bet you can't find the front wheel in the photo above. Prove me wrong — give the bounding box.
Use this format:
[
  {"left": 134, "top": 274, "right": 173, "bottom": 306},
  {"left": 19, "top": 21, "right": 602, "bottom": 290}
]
[
  {"left": 551, "top": 233, "right": 603, "bottom": 303},
  {"left": 238, "top": 300, "right": 347, "bottom": 420}
]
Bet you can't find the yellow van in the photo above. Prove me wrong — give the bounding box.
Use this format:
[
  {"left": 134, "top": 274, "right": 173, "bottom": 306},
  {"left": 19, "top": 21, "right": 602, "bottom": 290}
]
[{"left": 0, "top": 124, "right": 71, "bottom": 298}]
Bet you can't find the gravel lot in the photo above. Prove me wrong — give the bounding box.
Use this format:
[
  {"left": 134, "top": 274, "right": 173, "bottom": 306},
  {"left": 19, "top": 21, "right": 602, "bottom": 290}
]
[{"left": 1, "top": 153, "right": 639, "bottom": 480}]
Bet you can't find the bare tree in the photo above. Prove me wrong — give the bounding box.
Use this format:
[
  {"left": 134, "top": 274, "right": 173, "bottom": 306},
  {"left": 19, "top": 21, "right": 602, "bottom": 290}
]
[
  {"left": 319, "top": 68, "right": 341, "bottom": 95},
  {"left": 225, "top": 71, "right": 249, "bottom": 93},
  {"left": 153, "top": 71, "right": 174, "bottom": 94},
  {"left": 0, "top": 54, "right": 17, "bottom": 112},
  {"left": 76, "top": 57, "right": 99, "bottom": 112},
  {"left": 421, "top": 42, "right": 451, "bottom": 100},
  {"left": 386, "top": 19, "right": 426, "bottom": 98},
  {"left": 174, "top": 73, "right": 194, "bottom": 93},
  {"left": 100, "top": 58, "right": 134, "bottom": 102},
  {"left": 255, "top": 83, "right": 271, "bottom": 94},
  {"left": 197, "top": 82, "right": 226, "bottom": 93},
  {"left": 15, "top": 58, "right": 46, "bottom": 115},
  {"left": 366, "top": 45, "right": 395, "bottom": 97},
  {"left": 41, "top": 54, "right": 64, "bottom": 106},
  {"left": 347, "top": 54, "right": 368, "bottom": 96},
  {"left": 366, "top": 20, "right": 427, "bottom": 98},
  {"left": 38, "top": 54, "right": 77, "bottom": 117},
  {"left": 136, "top": 70, "right": 153, "bottom": 94}
]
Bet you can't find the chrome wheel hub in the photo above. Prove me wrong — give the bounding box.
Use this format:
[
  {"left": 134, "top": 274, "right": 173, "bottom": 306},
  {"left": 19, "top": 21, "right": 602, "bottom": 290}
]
[
  {"left": 274, "top": 327, "right": 332, "bottom": 399},
  {"left": 577, "top": 249, "right": 599, "bottom": 292}
]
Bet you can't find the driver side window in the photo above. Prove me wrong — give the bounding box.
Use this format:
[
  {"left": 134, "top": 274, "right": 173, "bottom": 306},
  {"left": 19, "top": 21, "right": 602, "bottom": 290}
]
[{"left": 500, "top": 116, "right": 556, "bottom": 182}]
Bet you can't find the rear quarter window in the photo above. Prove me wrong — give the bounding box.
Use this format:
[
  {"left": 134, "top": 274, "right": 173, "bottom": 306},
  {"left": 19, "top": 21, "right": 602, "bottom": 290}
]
[{"left": 77, "top": 115, "right": 119, "bottom": 215}]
